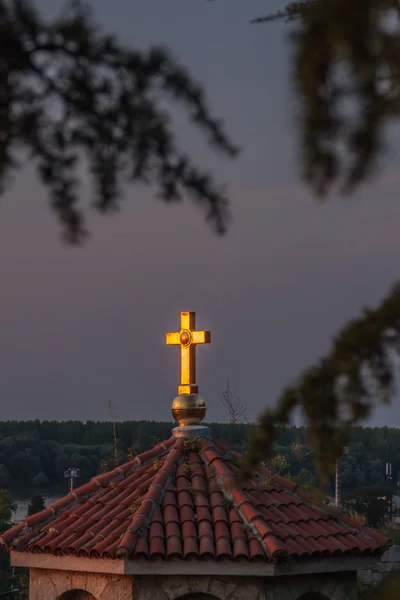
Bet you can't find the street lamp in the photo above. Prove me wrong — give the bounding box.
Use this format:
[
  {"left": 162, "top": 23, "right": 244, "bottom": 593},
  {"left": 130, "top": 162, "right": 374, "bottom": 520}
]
[
  {"left": 335, "top": 446, "right": 349, "bottom": 507},
  {"left": 64, "top": 467, "right": 80, "bottom": 492},
  {"left": 385, "top": 462, "right": 393, "bottom": 521}
]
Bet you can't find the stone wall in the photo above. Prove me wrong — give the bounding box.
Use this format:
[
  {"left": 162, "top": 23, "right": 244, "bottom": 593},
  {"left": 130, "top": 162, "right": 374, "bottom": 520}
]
[
  {"left": 134, "top": 572, "right": 359, "bottom": 600},
  {"left": 28, "top": 569, "right": 359, "bottom": 600},
  {"left": 358, "top": 546, "right": 400, "bottom": 586},
  {"left": 29, "top": 568, "right": 133, "bottom": 600}
]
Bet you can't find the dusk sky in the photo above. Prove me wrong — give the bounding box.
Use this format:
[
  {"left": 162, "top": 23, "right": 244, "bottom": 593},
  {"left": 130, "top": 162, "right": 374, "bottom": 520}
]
[{"left": 1, "top": 0, "right": 399, "bottom": 426}]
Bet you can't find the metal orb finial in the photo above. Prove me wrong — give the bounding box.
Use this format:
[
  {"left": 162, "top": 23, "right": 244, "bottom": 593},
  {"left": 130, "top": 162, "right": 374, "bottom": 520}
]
[{"left": 171, "top": 393, "right": 206, "bottom": 426}]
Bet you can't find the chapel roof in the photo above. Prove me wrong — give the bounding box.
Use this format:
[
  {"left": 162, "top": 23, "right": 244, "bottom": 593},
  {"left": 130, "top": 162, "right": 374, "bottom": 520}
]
[{"left": 0, "top": 435, "right": 389, "bottom": 562}]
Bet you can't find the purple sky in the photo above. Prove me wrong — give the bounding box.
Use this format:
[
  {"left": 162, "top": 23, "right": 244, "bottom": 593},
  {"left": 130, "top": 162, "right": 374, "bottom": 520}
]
[{"left": 0, "top": 0, "right": 399, "bottom": 425}]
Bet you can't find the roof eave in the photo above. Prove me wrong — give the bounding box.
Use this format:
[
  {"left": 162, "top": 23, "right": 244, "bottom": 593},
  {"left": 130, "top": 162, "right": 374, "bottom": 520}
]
[{"left": 11, "top": 550, "right": 381, "bottom": 578}]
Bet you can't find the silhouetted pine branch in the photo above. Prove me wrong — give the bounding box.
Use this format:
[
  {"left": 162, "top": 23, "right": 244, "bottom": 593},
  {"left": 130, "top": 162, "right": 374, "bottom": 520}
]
[
  {"left": 244, "top": 281, "right": 400, "bottom": 481},
  {"left": 0, "top": 0, "right": 239, "bottom": 243},
  {"left": 252, "top": 0, "right": 400, "bottom": 196},
  {"left": 210, "top": 0, "right": 400, "bottom": 196},
  {"left": 250, "top": 2, "right": 310, "bottom": 24}
]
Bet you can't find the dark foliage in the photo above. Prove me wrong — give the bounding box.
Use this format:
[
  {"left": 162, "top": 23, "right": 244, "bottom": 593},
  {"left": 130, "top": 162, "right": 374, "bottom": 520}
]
[
  {"left": 26, "top": 494, "right": 45, "bottom": 516},
  {"left": 0, "top": 489, "right": 32, "bottom": 598},
  {"left": 0, "top": 0, "right": 238, "bottom": 242},
  {"left": 0, "top": 490, "right": 15, "bottom": 594},
  {"left": 252, "top": 1, "right": 400, "bottom": 197},
  {"left": 245, "top": 282, "right": 400, "bottom": 479},
  {"left": 344, "top": 485, "right": 394, "bottom": 527}
]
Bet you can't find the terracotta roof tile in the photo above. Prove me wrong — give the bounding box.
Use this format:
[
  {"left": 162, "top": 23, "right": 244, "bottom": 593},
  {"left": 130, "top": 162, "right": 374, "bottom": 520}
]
[
  {"left": 182, "top": 520, "right": 197, "bottom": 539},
  {"left": 149, "top": 536, "right": 165, "bottom": 559},
  {"left": 180, "top": 505, "right": 196, "bottom": 523},
  {"left": 199, "top": 535, "right": 215, "bottom": 558},
  {"left": 233, "top": 537, "right": 249, "bottom": 560},
  {"left": 164, "top": 504, "right": 179, "bottom": 524},
  {"left": 212, "top": 505, "right": 228, "bottom": 525},
  {"left": 47, "top": 496, "right": 77, "bottom": 513},
  {"left": 198, "top": 518, "right": 213, "bottom": 539},
  {"left": 165, "top": 520, "right": 180, "bottom": 539},
  {"left": 101, "top": 539, "right": 120, "bottom": 558},
  {"left": 134, "top": 530, "right": 149, "bottom": 558},
  {"left": 215, "top": 535, "right": 232, "bottom": 559},
  {"left": 285, "top": 537, "right": 310, "bottom": 557},
  {"left": 362, "top": 526, "right": 390, "bottom": 546},
  {"left": 183, "top": 535, "right": 198, "bottom": 559},
  {"left": 166, "top": 534, "right": 182, "bottom": 559},
  {"left": 247, "top": 531, "right": 266, "bottom": 560},
  {"left": 0, "top": 436, "right": 389, "bottom": 563},
  {"left": 149, "top": 520, "right": 164, "bottom": 539},
  {"left": 163, "top": 489, "right": 177, "bottom": 505},
  {"left": 24, "top": 508, "right": 54, "bottom": 528}
]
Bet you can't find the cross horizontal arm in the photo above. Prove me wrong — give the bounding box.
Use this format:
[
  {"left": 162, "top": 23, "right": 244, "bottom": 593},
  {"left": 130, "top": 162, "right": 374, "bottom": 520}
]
[
  {"left": 192, "top": 330, "right": 211, "bottom": 344},
  {"left": 166, "top": 332, "right": 180, "bottom": 345}
]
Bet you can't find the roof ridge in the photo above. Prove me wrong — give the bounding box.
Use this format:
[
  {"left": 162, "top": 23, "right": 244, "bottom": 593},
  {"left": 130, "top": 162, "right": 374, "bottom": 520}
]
[
  {"left": 214, "top": 440, "right": 305, "bottom": 498},
  {"left": 198, "top": 437, "right": 286, "bottom": 561},
  {"left": 214, "top": 443, "right": 359, "bottom": 526},
  {"left": 74, "top": 438, "right": 175, "bottom": 498},
  {"left": 116, "top": 438, "right": 184, "bottom": 558},
  {"left": 199, "top": 438, "right": 389, "bottom": 555},
  {"left": 202, "top": 439, "right": 387, "bottom": 558}
]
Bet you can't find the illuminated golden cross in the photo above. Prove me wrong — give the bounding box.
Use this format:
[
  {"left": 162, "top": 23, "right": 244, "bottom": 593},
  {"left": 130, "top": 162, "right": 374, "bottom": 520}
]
[{"left": 166, "top": 312, "right": 211, "bottom": 395}]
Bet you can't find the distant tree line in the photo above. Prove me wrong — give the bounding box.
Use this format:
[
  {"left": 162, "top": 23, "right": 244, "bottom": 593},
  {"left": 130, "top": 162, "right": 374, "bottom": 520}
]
[{"left": 0, "top": 421, "right": 399, "bottom": 497}]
